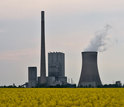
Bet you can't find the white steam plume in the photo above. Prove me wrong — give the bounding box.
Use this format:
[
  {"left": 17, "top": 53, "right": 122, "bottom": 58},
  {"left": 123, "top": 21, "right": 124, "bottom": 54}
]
[{"left": 84, "top": 24, "right": 112, "bottom": 52}]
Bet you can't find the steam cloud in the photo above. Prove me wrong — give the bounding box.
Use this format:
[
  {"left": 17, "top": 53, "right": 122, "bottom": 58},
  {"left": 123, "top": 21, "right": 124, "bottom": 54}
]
[{"left": 84, "top": 24, "right": 112, "bottom": 52}]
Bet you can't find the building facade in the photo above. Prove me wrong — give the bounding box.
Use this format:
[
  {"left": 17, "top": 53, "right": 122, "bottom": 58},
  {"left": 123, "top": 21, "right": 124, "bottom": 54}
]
[
  {"left": 48, "top": 52, "right": 65, "bottom": 77},
  {"left": 28, "top": 67, "right": 37, "bottom": 88},
  {"left": 48, "top": 52, "right": 67, "bottom": 86}
]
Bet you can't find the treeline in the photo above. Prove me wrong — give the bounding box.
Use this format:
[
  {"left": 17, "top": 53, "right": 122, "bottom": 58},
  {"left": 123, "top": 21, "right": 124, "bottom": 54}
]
[
  {"left": 98, "top": 84, "right": 124, "bottom": 88},
  {"left": 0, "top": 83, "right": 124, "bottom": 88},
  {"left": 79, "top": 84, "right": 124, "bottom": 88},
  {"left": 35, "top": 84, "right": 76, "bottom": 88},
  {"left": 0, "top": 84, "right": 24, "bottom": 88},
  {"left": 0, "top": 85, "right": 23, "bottom": 88}
]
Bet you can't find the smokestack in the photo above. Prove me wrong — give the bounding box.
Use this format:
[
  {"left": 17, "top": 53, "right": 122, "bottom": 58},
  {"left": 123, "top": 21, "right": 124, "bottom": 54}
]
[
  {"left": 78, "top": 52, "right": 102, "bottom": 87},
  {"left": 40, "top": 11, "right": 46, "bottom": 85}
]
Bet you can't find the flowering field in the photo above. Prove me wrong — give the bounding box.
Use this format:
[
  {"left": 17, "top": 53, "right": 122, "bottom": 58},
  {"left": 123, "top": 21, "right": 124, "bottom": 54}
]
[{"left": 0, "top": 88, "right": 124, "bottom": 107}]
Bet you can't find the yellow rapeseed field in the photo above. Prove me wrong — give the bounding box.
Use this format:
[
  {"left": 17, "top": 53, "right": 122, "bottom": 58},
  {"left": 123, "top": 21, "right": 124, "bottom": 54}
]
[{"left": 0, "top": 88, "right": 124, "bottom": 107}]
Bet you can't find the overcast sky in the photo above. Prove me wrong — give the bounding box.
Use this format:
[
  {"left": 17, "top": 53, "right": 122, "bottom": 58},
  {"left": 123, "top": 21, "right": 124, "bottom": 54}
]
[{"left": 0, "top": 0, "right": 124, "bottom": 85}]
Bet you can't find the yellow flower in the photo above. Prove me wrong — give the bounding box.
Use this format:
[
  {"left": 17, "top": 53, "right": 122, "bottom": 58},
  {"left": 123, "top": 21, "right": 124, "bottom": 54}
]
[{"left": 0, "top": 88, "right": 124, "bottom": 107}]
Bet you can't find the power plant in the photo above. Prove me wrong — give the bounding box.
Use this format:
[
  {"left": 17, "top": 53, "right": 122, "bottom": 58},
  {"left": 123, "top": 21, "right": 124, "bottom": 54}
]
[
  {"left": 27, "top": 11, "right": 102, "bottom": 88},
  {"left": 27, "top": 11, "right": 70, "bottom": 88},
  {"left": 78, "top": 52, "right": 102, "bottom": 87}
]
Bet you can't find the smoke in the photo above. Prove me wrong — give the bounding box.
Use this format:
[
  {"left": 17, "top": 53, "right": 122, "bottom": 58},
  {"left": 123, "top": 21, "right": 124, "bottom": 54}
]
[{"left": 84, "top": 24, "right": 112, "bottom": 52}]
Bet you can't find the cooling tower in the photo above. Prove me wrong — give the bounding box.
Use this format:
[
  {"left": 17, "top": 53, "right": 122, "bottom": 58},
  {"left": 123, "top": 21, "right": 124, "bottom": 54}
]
[{"left": 78, "top": 52, "right": 102, "bottom": 87}]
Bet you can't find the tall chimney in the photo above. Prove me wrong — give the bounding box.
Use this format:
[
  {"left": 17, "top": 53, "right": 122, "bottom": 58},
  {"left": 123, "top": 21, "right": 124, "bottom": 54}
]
[
  {"left": 78, "top": 52, "right": 102, "bottom": 87},
  {"left": 40, "top": 11, "right": 46, "bottom": 85}
]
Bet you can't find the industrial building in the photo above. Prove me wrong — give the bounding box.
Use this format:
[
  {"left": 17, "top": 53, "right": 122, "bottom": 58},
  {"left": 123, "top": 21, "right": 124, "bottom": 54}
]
[
  {"left": 27, "top": 11, "right": 68, "bottom": 87},
  {"left": 47, "top": 52, "right": 67, "bottom": 86},
  {"left": 48, "top": 52, "right": 65, "bottom": 77},
  {"left": 28, "top": 67, "right": 37, "bottom": 88},
  {"left": 39, "top": 11, "right": 67, "bottom": 86},
  {"left": 26, "top": 11, "right": 103, "bottom": 88},
  {"left": 78, "top": 52, "right": 102, "bottom": 87},
  {"left": 27, "top": 52, "right": 67, "bottom": 87}
]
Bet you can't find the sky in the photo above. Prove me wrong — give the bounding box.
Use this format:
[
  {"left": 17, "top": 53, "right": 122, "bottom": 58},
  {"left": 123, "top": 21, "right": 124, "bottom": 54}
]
[{"left": 0, "top": 0, "right": 124, "bottom": 85}]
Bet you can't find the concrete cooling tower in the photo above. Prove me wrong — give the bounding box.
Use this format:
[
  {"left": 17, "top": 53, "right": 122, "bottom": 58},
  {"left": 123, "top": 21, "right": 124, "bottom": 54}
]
[{"left": 78, "top": 52, "right": 102, "bottom": 87}]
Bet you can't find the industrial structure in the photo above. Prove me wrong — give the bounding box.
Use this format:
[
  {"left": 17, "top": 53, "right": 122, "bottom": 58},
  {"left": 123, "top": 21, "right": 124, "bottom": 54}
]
[
  {"left": 48, "top": 52, "right": 65, "bottom": 77},
  {"left": 40, "top": 11, "right": 47, "bottom": 85},
  {"left": 78, "top": 52, "right": 102, "bottom": 87},
  {"left": 28, "top": 67, "right": 37, "bottom": 88},
  {"left": 27, "top": 11, "right": 69, "bottom": 87},
  {"left": 47, "top": 52, "right": 67, "bottom": 86},
  {"left": 27, "top": 11, "right": 103, "bottom": 88},
  {"left": 27, "top": 52, "right": 68, "bottom": 87}
]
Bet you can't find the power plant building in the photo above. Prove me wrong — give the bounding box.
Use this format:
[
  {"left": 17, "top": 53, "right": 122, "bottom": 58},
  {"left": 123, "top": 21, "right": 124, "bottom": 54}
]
[
  {"left": 47, "top": 52, "right": 67, "bottom": 86},
  {"left": 78, "top": 52, "right": 102, "bottom": 87},
  {"left": 26, "top": 11, "right": 75, "bottom": 87},
  {"left": 26, "top": 11, "right": 104, "bottom": 88},
  {"left": 48, "top": 52, "right": 65, "bottom": 77},
  {"left": 28, "top": 67, "right": 37, "bottom": 88}
]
